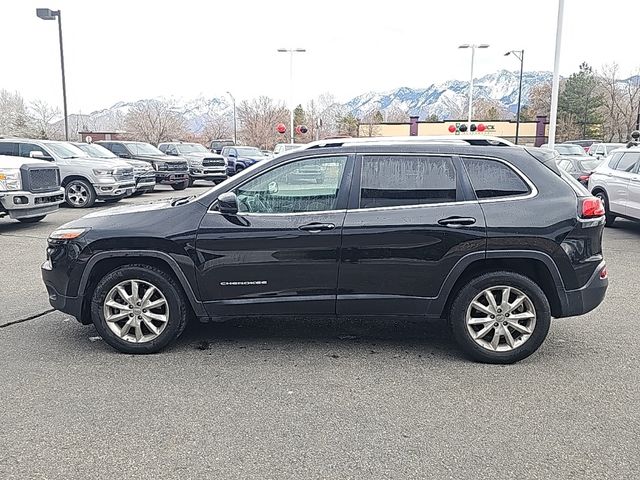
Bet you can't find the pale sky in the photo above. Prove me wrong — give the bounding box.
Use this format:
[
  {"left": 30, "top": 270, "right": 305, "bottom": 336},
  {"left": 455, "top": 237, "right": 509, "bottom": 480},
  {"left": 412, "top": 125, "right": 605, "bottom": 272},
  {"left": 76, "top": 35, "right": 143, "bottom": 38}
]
[{"left": 2, "top": 0, "right": 638, "bottom": 113}]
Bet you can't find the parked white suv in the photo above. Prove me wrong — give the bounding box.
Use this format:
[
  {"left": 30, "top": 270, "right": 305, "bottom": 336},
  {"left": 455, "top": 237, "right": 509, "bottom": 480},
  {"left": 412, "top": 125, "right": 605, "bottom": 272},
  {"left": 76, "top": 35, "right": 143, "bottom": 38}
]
[
  {"left": 0, "top": 139, "right": 135, "bottom": 208},
  {"left": 588, "top": 146, "right": 640, "bottom": 226},
  {"left": 0, "top": 154, "right": 64, "bottom": 223}
]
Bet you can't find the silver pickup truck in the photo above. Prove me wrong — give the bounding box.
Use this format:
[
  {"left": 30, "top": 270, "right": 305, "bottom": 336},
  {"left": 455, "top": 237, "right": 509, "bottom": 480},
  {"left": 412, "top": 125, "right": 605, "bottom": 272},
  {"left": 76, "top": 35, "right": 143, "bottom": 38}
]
[
  {"left": 0, "top": 139, "right": 135, "bottom": 208},
  {"left": 0, "top": 154, "right": 64, "bottom": 223}
]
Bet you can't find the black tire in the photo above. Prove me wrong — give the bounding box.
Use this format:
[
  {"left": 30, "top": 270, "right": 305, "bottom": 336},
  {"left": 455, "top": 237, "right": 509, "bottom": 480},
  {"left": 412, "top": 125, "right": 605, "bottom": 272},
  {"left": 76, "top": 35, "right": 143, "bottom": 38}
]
[
  {"left": 171, "top": 181, "right": 189, "bottom": 191},
  {"left": 91, "top": 264, "right": 189, "bottom": 354},
  {"left": 130, "top": 190, "right": 145, "bottom": 197},
  {"left": 18, "top": 215, "right": 46, "bottom": 223},
  {"left": 235, "top": 165, "right": 244, "bottom": 175},
  {"left": 188, "top": 177, "right": 195, "bottom": 187},
  {"left": 448, "top": 271, "right": 551, "bottom": 364},
  {"left": 64, "top": 179, "right": 96, "bottom": 208},
  {"left": 594, "top": 191, "right": 616, "bottom": 227}
]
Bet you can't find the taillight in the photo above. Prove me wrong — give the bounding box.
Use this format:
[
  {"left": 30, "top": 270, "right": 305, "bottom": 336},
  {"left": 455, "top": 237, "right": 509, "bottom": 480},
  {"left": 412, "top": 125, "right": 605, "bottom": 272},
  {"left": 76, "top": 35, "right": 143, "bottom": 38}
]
[
  {"left": 581, "top": 197, "right": 605, "bottom": 218},
  {"left": 578, "top": 174, "right": 591, "bottom": 183},
  {"left": 599, "top": 266, "right": 608, "bottom": 279}
]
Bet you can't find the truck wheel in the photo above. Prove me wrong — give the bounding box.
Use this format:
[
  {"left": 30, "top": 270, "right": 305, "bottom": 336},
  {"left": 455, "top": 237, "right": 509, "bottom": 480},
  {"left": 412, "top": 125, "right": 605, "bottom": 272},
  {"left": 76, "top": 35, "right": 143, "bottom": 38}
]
[
  {"left": 65, "top": 179, "right": 96, "bottom": 208},
  {"left": 130, "top": 190, "right": 144, "bottom": 197},
  {"left": 171, "top": 181, "right": 189, "bottom": 191},
  {"left": 91, "top": 264, "right": 189, "bottom": 354},
  {"left": 448, "top": 271, "right": 551, "bottom": 364},
  {"left": 18, "top": 215, "right": 46, "bottom": 223},
  {"left": 594, "top": 191, "right": 615, "bottom": 227},
  {"left": 188, "top": 177, "right": 195, "bottom": 187}
]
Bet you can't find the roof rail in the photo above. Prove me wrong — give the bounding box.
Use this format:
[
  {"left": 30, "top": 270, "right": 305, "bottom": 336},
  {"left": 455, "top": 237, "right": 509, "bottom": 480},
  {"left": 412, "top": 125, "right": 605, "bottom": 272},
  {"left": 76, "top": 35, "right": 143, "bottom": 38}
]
[{"left": 300, "top": 135, "right": 515, "bottom": 150}]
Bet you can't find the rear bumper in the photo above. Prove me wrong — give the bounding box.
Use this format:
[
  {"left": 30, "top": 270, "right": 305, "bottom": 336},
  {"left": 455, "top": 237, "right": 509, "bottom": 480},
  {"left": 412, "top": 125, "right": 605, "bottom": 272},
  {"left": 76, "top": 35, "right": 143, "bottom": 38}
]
[{"left": 557, "top": 261, "right": 608, "bottom": 317}]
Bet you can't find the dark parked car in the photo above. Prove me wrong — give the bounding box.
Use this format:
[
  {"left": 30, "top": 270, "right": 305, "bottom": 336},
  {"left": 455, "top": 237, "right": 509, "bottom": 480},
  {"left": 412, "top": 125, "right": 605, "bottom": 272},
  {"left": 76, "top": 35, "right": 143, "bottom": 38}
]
[
  {"left": 97, "top": 141, "right": 189, "bottom": 190},
  {"left": 220, "top": 146, "right": 267, "bottom": 175},
  {"left": 556, "top": 156, "right": 602, "bottom": 186},
  {"left": 563, "top": 139, "right": 599, "bottom": 152},
  {"left": 42, "top": 139, "right": 608, "bottom": 363},
  {"left": 210, "top": 139, "right": 235, "bottom": 154}
]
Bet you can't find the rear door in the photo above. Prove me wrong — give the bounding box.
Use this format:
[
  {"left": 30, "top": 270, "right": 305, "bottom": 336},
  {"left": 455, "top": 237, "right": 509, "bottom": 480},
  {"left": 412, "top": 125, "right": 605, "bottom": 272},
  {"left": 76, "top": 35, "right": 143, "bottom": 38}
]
[
  {"left": 337, "top": 153, "right": 487, "bottom": 316},
  {"left": 623, "top": 152, "right": 640, "bottom": 219},
  {"left": 608, "top": 152, "right": 637, "bottom": 215}
]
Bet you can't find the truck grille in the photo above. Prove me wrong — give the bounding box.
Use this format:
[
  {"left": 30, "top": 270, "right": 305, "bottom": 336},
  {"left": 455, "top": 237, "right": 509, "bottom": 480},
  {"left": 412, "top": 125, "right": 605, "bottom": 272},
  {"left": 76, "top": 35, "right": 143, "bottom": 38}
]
[
  {"left": 21, "top": 167, "right": 60, "bottom": 193},
  {"left": 202, "top": 158, "right": 225, "bottom": 167},
  {"left": 114, "top": 167, "right": 134, "bottom": 182},
  {"left": 167, "top": 161, "right": 188, "bottom": 171}
]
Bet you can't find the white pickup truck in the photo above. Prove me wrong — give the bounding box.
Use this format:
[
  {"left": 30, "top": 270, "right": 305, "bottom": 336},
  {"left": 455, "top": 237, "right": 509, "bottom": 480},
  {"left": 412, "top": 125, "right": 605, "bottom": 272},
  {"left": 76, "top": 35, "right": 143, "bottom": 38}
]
[{"left": 0, "top": 154, "right": 65, "bottom": 223}]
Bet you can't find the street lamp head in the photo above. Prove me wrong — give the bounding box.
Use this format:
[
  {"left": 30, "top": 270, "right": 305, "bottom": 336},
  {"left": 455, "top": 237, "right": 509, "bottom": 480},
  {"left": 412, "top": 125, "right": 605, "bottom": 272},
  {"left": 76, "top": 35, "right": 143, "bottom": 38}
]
[
  {"left": 294, "top": 48, "right": 306, "bottom": 52},
  {"left": 277, "top": 48, "right": 288, "bottom": 52},
  {"left": 36, "top": 8, "right": 58, "bottom": 20},
  {"left": 458, "top": 44, "right": 470, "bottom": 49},
  {"left": 478, "top": 44, "right": 490, "bottom": 49}
]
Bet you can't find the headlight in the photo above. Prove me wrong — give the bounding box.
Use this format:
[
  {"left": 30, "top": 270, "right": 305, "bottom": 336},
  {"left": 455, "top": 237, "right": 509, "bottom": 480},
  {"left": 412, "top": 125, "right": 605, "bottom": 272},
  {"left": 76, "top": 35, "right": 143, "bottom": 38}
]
[
  {"left": 93, "top": 168, "right": 115, "bottom": 176},
  {"left": 0, "top": 169, "right": 22, "bottom": 191},
  {"left": 49, "top": 227, "right": 90, "bottom": 241}
]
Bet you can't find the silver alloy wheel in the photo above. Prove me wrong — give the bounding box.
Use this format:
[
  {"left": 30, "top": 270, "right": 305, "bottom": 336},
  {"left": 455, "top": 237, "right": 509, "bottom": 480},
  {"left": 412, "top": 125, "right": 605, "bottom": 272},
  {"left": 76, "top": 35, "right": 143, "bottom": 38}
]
[
  {"left": 66, "top": 182, "right": 89, "bottom": 207},
  {"left": 465, "top": 285, "right": 536, "bottom": 352},
  {"left": 103, "top": 279, "right": 169, "bottom": 343}
]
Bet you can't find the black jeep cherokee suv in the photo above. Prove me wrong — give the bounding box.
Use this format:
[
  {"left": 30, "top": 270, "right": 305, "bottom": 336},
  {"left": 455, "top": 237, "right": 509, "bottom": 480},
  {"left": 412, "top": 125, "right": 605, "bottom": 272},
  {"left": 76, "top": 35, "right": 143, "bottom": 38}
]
[{"left": 41, "top": 140, "right": 608, "bottom": 363}]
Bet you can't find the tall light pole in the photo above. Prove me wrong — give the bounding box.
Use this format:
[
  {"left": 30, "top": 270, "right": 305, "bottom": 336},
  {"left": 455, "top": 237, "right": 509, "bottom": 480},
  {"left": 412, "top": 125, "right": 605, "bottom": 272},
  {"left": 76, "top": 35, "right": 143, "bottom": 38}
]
[
  {"left": 277, "top": 48, "right": 306, "bottom": 144},
  {"left": 226, "top": 91, "right": 237, "bottom": 144},
  {"left": 36, "top": 8, "right": 68, "bottom": 140},
  {"left": 505, "top": 49, "right": 525, "bottom": 144},
  {"left": 459, "top": 44, "right": 489, "bottom": 130},
  {"left": 548, "top": 0, "right": 565, "bottom": 149}
]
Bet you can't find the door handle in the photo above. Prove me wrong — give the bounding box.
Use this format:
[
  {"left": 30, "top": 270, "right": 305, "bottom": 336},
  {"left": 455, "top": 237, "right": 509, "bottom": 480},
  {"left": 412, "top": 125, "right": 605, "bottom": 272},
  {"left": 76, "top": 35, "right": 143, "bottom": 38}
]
[
  {"left": 298, "top": 222, "right": 335, "bottom": 232},
  {"left": 437, "top": 216, "right": 476, "bottom": 227}
]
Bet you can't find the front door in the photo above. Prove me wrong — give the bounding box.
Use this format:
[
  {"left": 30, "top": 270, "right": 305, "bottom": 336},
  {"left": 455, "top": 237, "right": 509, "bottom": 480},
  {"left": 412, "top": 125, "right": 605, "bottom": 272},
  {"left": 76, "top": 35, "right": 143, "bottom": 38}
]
[
  {"left": 337, "top": 154, "right": 487, "bottom": 316},
  {"left": 608, "top": 152, "right": 637, "bottom": 215},
  {"left": 195, "top": 154, "right": 352, "bottom": 316},
  {"left": 623, "top": 152, "right": 640, "bottom": 219}
]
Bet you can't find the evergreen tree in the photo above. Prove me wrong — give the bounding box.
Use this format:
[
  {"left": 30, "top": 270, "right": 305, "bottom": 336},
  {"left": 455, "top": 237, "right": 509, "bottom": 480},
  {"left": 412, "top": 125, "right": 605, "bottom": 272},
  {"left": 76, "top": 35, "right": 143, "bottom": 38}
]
[{"left": 559, "top": 63, "right": 603, "bottom": 137}]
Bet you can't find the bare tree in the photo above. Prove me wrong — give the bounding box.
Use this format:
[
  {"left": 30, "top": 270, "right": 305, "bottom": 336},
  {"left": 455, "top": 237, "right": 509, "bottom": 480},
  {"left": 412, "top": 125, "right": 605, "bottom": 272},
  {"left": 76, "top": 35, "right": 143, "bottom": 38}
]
[
  {"left": 237, "top": 96, "right": 288, "bottom": 149},
  {"left": 360, "top": 109, "right": 383, "bottom": 137},
  {"left": 598, "top": 64, "right": 640, "bottom": 141},
  {"left": 385, "top": 105, "right": 408, "bottom": 122},
  {"left": 30, "top": 99, "right": 61, "bottom": 139},
  {"left": 0, "top": 89, "right": 34, "bottom": 137},
  {"left": 528, "top": 82, "right": 553, "bottom": 118},
  {"left": 124, "top": 99, "right": 186, "bottom": 144}
]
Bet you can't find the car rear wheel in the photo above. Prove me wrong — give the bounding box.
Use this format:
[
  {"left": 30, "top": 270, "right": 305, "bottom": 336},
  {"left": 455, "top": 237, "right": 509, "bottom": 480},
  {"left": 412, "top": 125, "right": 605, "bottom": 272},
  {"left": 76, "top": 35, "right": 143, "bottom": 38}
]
[
  {"left": 91, "top": 265, "right": 189, "bottom": 354},
  {"left": 595, "top": 191, "right": 616, "bottom": 226},
  {"left": 65, "top": 179, "right": 96, "bottom": 208},
  {"left": 449, "top": 271, "right": 551, "bottom": 364}
]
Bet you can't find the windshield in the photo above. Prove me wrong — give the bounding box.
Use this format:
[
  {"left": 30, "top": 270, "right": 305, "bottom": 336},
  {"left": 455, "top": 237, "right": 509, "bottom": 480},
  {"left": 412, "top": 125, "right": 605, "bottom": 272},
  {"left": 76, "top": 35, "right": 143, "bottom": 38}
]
[
  {"left": 46, "top": 142, "right": 87, "bottom": 159},
  {"left": 177, "top": 143, "right": 209, "bottom": 154},
  {"left": 124, "top": 142, "right": 164, "bottom": 156},
  {"left": 76, "top": 143, "right": 117, "bottom": 159},
  {"left": 237, "top": 147, "right": 263, "bottom": 157},
  {"left": 555, "top": 144, "right": 585, "bottom": 156},
  {"left": 577, "top": 159, "right": 601, "bottom": 171},
  {"left": 604, "top": 143, "right": 625, "bottom": 151}
]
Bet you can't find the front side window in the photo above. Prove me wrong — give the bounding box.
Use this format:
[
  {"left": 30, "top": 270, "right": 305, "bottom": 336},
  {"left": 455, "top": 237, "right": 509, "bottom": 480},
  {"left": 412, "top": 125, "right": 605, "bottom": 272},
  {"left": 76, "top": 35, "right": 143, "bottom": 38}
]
[
  {"left": 235, "top": 156, "right": 347, "bottom": 214},
  {"left": 615, "top": 153, "right": 639, "bottom": 173},
  {"left": 463, "top": 158, "right": 530, "bottom": 199},
  {"left": 124, "top": 142, "right": 164, "bottom": 156},
  {"left": 359, "top": 155, "right": 456, "bottom": 209},
  {"left": 18, "top": 143, "right": 49, "bottom": 158},
  {"left": 108, "top": 143, "right": 130, "bottom": 157}
]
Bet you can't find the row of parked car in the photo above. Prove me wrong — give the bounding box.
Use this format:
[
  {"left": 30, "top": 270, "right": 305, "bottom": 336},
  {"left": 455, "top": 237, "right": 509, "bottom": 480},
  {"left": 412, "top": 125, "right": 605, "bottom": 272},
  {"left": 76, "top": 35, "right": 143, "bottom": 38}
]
[{"left": 542, "top": 139, "right": 640, "bottom": 226}]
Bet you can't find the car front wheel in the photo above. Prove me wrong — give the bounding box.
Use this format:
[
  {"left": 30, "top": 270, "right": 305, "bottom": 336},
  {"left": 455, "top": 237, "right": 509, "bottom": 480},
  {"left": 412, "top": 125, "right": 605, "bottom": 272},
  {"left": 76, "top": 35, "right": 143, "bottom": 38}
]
[
  {"left": 91, "top": 264, "right": 189, "bottom": 354},
  {"left": 171, "top": 181, "right": 189, "bottom": 191},
  {"left": 65, "top": 179, "right": 96, "bottom": 208},
  {"left": 449, "top": 271, "right": 551, "bottom": 364}
]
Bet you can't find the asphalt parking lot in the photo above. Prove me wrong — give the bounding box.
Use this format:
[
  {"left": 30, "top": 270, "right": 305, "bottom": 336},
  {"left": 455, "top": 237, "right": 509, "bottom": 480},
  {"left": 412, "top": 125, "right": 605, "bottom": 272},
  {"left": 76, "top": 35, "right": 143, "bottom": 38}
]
[{"left": 1, "top": 184, "right": 639, "bottom": 480}]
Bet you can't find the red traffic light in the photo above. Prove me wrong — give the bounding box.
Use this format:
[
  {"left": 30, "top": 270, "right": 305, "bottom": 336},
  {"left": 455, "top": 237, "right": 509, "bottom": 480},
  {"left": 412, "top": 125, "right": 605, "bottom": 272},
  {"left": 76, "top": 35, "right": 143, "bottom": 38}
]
[
  {"left": 276, "top": 123, "right": 286, "bottom": 134},
  {"left": 448, "top": 125, "right": 456, "bottom": 133},
  {"left": 477, "top": 123, "right": 486, "bottom": 132}
]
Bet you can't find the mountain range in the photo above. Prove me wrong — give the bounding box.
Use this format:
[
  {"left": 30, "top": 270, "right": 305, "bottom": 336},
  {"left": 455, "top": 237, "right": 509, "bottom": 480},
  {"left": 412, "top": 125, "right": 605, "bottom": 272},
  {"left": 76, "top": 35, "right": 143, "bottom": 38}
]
[{"left": 66, "top": 69, "right": 555, "bottom": 134}]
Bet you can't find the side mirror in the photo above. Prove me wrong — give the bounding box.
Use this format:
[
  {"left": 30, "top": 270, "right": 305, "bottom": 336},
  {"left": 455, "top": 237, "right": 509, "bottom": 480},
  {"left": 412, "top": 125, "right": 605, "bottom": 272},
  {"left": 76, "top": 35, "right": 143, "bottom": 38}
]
[
  {"left": 167, "top": 151, "right": 178, "bottom": 156},
  {"left": 30, "top": 150, "right": 48, "bottom": 159},
  {"left": 229, "top": 152, "right": 237, "bottom": 158},
  {"left": 217, "top": 192, "right": 239, "bottom": 215},
  {"left": 118, "top": 153, "right": 132, "bottom": 159}
]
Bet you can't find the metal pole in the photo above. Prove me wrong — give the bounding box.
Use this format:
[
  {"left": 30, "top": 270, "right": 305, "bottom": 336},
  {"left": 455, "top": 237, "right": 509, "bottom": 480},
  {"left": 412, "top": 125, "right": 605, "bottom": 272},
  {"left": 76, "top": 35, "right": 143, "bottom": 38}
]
[
  {"left": 289, "top": 50, "right": 294, "bottom": 144},
  {"left": 232, "top": 100, "right": 237, "bottom": 144},
  {"left": 468, "top": 46, "right": 475, "bottom": 128},
  {"left": 515, "top": 50, "right": 524, "bottom": 145},
  {"left": 56, "top": 11, "right": 69, "bottom": 140},
  {"left": 548, "top": 0, "right": 565, "bottom": 149}
]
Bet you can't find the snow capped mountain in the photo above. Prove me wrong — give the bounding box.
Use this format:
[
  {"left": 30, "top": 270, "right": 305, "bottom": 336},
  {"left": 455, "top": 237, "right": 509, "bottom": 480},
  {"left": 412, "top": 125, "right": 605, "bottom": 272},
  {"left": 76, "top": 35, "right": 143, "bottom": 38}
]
[
  {"left": 66, "top": 70, "right": 555, "bottom": 134},
  {"left": 346, "top": 70, "right": 554, "bottom": 120}
]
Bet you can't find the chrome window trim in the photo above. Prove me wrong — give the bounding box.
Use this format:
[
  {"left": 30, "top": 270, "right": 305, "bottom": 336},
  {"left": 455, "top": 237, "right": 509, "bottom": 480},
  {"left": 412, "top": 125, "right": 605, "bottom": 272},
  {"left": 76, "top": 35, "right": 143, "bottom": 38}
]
[{"left": 208, "top": 209, "right": 347, "bottom": 217}]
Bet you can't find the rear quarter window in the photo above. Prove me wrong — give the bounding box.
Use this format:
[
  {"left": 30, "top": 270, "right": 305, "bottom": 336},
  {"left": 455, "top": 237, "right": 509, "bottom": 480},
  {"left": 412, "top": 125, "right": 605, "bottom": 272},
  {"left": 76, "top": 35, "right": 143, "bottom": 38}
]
[{"left": 462, "top": 158, "right": 531, "bottom": 199}]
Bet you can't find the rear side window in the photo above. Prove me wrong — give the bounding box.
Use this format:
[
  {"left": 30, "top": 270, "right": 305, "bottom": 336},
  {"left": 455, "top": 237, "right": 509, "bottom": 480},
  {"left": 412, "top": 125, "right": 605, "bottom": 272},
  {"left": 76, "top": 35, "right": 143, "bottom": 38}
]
[
  {"left": 463, "top": 158, "right": 530, "bottom": 199},
  {"left": 614, "top": 153, "right": 639, "bottom": 172},
  {"left": 0, "top": 142, "right": 18, "bottom": 156},
  {"left": 359, "top": 155, "right": 456, "bottom": 208}
]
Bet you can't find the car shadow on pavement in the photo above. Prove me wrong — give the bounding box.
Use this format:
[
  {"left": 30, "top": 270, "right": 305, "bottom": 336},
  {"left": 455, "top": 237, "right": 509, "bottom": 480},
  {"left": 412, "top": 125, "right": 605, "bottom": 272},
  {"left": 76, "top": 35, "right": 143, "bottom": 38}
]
[{"left": 175, "top": 316, "right": 461, "bottom": 360}]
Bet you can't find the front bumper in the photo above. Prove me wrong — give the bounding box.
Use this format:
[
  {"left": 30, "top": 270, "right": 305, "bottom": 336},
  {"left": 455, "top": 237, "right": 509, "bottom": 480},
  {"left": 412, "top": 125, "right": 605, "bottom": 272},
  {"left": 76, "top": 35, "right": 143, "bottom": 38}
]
[
  {"left": 189, "top": 167, "right": 227, "bottom": 181},
  {"left": 557, "top": 261, "right": 608, "bottom": 317},
  {"left": 0, "top": 188, "right": 64, "bottom": 219},
  {"left": 93, "top": 180, "right": 136, "bottom": 198},
  {"left": 156, "top": 172, "right": 189, "bottom": 184},
  {"left": 135, "top": 174, "right": 156, "bottom": 190}
]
